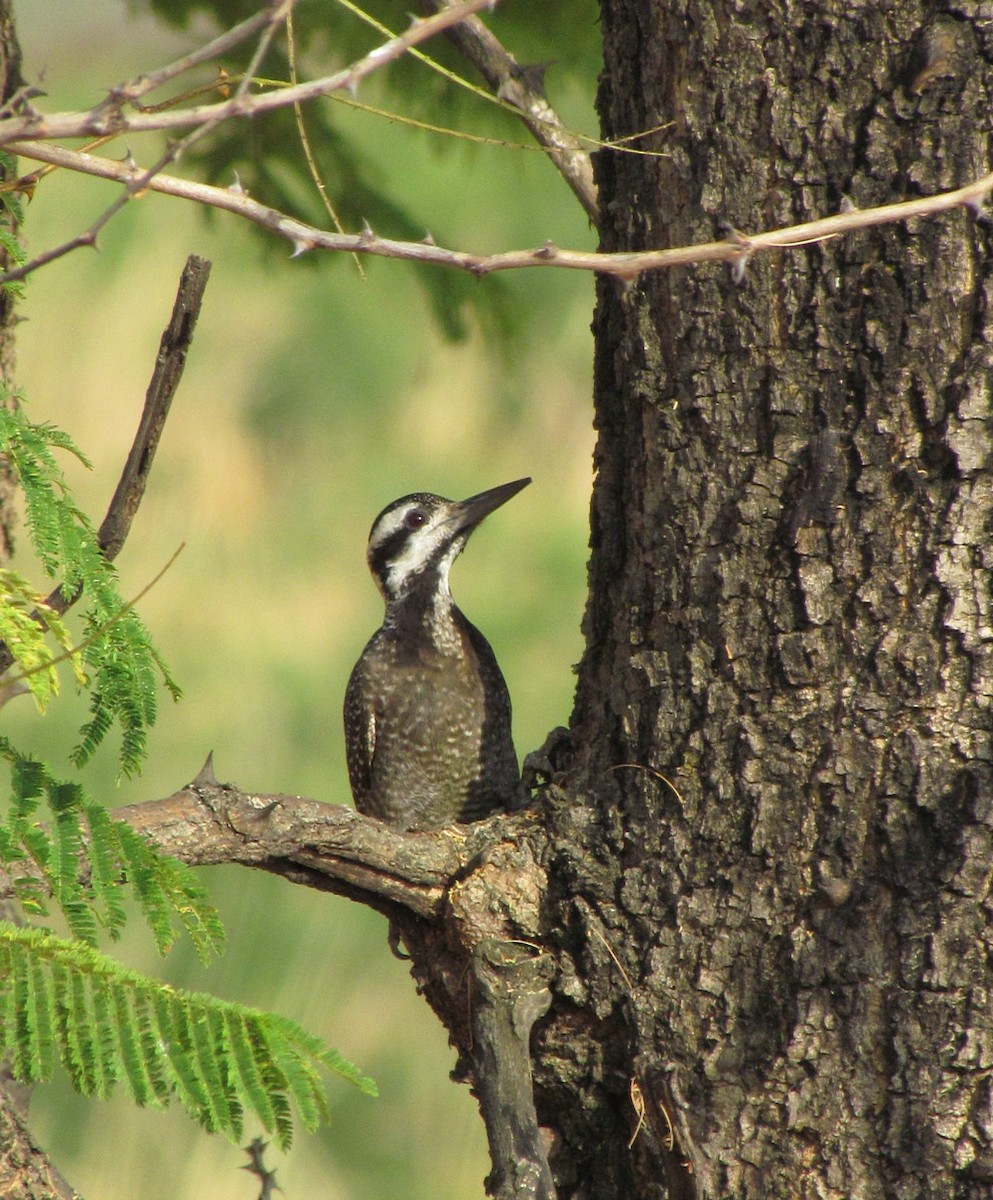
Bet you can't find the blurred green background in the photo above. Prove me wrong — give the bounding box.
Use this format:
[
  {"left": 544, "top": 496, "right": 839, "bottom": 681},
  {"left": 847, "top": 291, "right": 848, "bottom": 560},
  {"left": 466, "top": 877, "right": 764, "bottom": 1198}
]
[{"left": 6, "top": 2, "right": 596, "bottom": 1197}]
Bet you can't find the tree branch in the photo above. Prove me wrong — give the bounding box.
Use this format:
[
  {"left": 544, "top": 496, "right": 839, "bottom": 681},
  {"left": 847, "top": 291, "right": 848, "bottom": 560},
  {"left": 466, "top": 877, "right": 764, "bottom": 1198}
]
[
  {"left": 9, "top": 137, "right": 992, "bottom": 282},
  {"left": 0, "top": 254, "right": 209, "bottom": 680},
  {"left": 471, "top": 940, "right": 556, "bottom": 1200},
  {"left": 93, "top": 254, "right": 211, "bottom": 565},
  {"left": 111, "top": 5, "right": 286, "bottom": 106},
  {"left": 5, "top": 0, "right": 989, "bottom": 287},
  {"left": 0, "top": 1085, "right": 77, "bottom": 1200},
  {"left": 424, "top": 0, "right": 597, "bottom": 222},
  {"left": 2, "top": 750, "right": 556, "bottom": 1196},
  {"left": 117, "top": 763, "right": 558, "bottom": 1197},
  {"left": 112, "top": 758, "right": 515, "bottom": 920},
  {"left": 0, "top": 0, "right": 497, "bottom": 146}
]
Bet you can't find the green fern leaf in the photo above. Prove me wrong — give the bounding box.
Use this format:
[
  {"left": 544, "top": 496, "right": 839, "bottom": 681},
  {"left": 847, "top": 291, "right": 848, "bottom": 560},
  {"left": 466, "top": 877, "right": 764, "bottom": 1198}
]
[
  {"left": 148, "top": 851, "right": 226, "bottom": 962},
  {"left": 132, "top": 983, "right": 173, "bottom": 1105},
  {"left": 28, "top": 953, "right": 57, "bottom": 1080},
  {"left": 61, "top": 963, "right": 98, "bottom": 1096},
  {"left": 196, "top": 1003, "right": 240, "bottom": 1141},
  {"left": 0, "top": 925, "right": 376, "bottom": 1144},
  {"left": 269, "top": 1086, "right": 294, "bottom": 1152},
  {"left": 0, "top": 401, "right": 179, "bottom": 773},
  {"left": 0, "top": 742, "right": 224, "bottom": 961},
  {"left": 270, "top": 1013, "right": 378, "bottom": 1099},
  {"left": 81, "top": 802, "right": 128, "bottom": 938},
  {"left": 268, "top": 1028, "right": 327, "bottom": 1132},
  {"left": 0, "top": 569, "right": 86, "bottom": 709},
  {"left": 112, "top": 819, "right": 225, "bottom": 962},
  {"left": 48, "top": 783, "right": 99, "bottom": 945},
  {"left": 225, "top": 1009, "right": 276, "bottom": 1133},
  {"left": 11, "top": 944, "right": 31, "bottom": 1079},
  {"left": 110, "top": 980, "right": 158, "bottom": 1108},
  {"left": 121, "top": 843, "right": 177, "bottom": 954},
  {"left": 92, "top": 976, "right": 121, "bottom": 1098},
  {"left": 155, "top": 988, "right": 216, "bottom": 1129}
]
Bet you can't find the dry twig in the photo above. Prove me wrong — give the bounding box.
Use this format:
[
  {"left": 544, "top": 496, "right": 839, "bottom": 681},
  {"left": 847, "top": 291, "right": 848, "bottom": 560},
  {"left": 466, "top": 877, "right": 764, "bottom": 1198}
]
[
  {"left": 4, "top": 0, "right": 991, "bottom": 286},
  {"left": 423, "top": 0, "right": 597, "bottom": 220},
  {"left": 0, "top": 0, "right": 496, "bottom": 146},
  {"left": 0, "top": 255, "right": 210, "bottom": 675},
  {"left": 8, "top": 138, "right": 991, "bottom": 284}
]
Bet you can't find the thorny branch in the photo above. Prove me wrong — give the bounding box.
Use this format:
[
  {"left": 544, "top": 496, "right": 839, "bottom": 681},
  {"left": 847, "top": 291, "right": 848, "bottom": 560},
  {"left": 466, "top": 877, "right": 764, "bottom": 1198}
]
[
  {"left": 114, "top": 760, "right": 556, "bottom": 1197},
  {"left": 0, "top": 254, "right": 210, "bottom": 678},
  {"left": 112, "top": 756, "right": 524, "bottom": 921},
  {"left": 0, "top": 2, "right": 290, "bottom": 284},
  {"left": 423, "top": 0, "right": 597, "bottom": 221},
  {"left": 94, "top": 255, "right": 211, "bottom": 565},
  {"left": 0, "top": 0, "right": 496, "bottom": 145},
  {"left": 5, "top": 0, "right": 990, "bottom": 288},
  {"left": 0, "top": 749, "right": 557, "bottom": 1197},
  {"left": 8, "top": 136, "right": 993, "bottom": 283}
]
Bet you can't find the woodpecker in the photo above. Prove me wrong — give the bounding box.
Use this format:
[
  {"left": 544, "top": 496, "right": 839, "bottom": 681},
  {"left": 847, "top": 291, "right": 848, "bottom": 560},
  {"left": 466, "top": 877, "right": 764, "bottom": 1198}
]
[{"left": 344, "top": 478, "right": 531, "bottom": 831}]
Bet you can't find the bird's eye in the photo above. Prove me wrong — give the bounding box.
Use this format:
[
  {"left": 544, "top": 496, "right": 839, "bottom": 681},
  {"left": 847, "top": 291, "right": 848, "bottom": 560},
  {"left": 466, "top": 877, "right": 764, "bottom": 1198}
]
[{"left": 405, "top": 509, "right": 428, "bottom": 530}]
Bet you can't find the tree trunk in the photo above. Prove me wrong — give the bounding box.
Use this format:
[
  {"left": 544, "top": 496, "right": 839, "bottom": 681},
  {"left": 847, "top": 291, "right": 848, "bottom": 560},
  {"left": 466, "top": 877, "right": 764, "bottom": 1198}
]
[{"left": 556, "top": 2, "right": 993, "bottom": 1197}]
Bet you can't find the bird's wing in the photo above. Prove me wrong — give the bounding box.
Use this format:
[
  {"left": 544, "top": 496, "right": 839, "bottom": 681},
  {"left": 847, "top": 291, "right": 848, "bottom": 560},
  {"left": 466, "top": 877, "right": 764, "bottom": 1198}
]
[{"left": 344, "top": 662, "right": 376, "bottom": 809}]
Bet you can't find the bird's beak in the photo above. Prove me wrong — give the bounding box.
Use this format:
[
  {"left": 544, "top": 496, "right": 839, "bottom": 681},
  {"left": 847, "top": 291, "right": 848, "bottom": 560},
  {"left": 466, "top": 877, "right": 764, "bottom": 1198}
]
[{"left": 452, "top": 477, "right": 531, "bottom": 533}]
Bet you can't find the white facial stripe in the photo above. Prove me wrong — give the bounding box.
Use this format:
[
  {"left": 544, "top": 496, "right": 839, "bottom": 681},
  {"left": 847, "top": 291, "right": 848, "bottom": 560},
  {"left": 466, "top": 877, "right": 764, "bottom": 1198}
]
[
  {"left": 368, "top": 506, "right": 412, "bottom": 550},
  {"left": 384, "top": 514, "right": 456, "bottom": 595}
]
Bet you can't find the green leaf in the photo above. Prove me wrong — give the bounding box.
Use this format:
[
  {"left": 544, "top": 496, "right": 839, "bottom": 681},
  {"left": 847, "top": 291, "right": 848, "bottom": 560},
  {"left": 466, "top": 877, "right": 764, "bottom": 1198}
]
[
  {"left": 0, "top": 401, "right": 179, "bottom": 773},
  {"left": 0, "top": 740, "right": 225, "bottom": 961},
  {"left": 0, "top": 928, "right": 374, "bottom": 1144}
]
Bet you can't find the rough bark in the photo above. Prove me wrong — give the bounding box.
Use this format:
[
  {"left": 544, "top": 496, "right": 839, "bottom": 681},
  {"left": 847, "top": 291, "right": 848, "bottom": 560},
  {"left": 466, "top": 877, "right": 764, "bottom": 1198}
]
[{"left": 564, "top": 2, "right": 993, "bottom": 1197}]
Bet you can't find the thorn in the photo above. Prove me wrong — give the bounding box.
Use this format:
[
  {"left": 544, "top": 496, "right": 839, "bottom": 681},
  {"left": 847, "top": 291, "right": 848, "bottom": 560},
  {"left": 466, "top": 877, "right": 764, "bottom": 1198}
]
[
  {"left": 730, "top": 254, "right": 749, "bottom": 285},
  {"left": 719, "top": 222, "right": 751, "bottom": 283},
  {"left": 719, "top": 220, "right": 748, "bottom": 243},
  {"left": 194, "top": 752, "right": 218, "bottom": 787},
  {"left": 358, "top": 219, "right": 375, "bottom": 245},
  {"left": 290, "top": 237, "right": 314, "bottom": 258},
  {"left": 242, "top": 1137, "right": 281, "bottom": 1200},
  {"left": 215, "top": 65, "right": 231, "bottom": 100},
  {"left": 534, "top": 240, "right": 558, "bottom": 260},
  {"left": 512, "top": 61, "right": 551, "bottom": 96},
  {"left": 965, "top": 194, "right": 988, "bottom": 219},
  {"left": 343, "top": 75, "right": 359, "bottom": 99},
  {"left": 120, "top": 147, "right": 137, "bottom": 171},
  {"left": 229, "top": 170, "right": 247, "bottom": 196},
  {"left": 422, "top": 230, "right": 436, "bottom": 246},
  {"left": 838, "top": 195, "right": 855, "bottom": 213},
  {"left": 0, "top": 83, "right": 46, "bottom": 121}
]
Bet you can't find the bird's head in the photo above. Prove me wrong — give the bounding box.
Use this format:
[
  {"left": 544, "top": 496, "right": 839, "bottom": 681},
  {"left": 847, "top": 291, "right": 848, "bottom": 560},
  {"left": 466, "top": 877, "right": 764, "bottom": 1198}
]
[{"left": 366, "top": 477, "right": 531, "bottom": 605}]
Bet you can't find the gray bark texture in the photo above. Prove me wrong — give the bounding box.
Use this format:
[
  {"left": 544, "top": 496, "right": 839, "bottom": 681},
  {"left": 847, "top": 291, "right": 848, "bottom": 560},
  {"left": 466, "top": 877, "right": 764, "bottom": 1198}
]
[{"left": 563, "top": 1, "right": 993, "bottom": 1197}]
